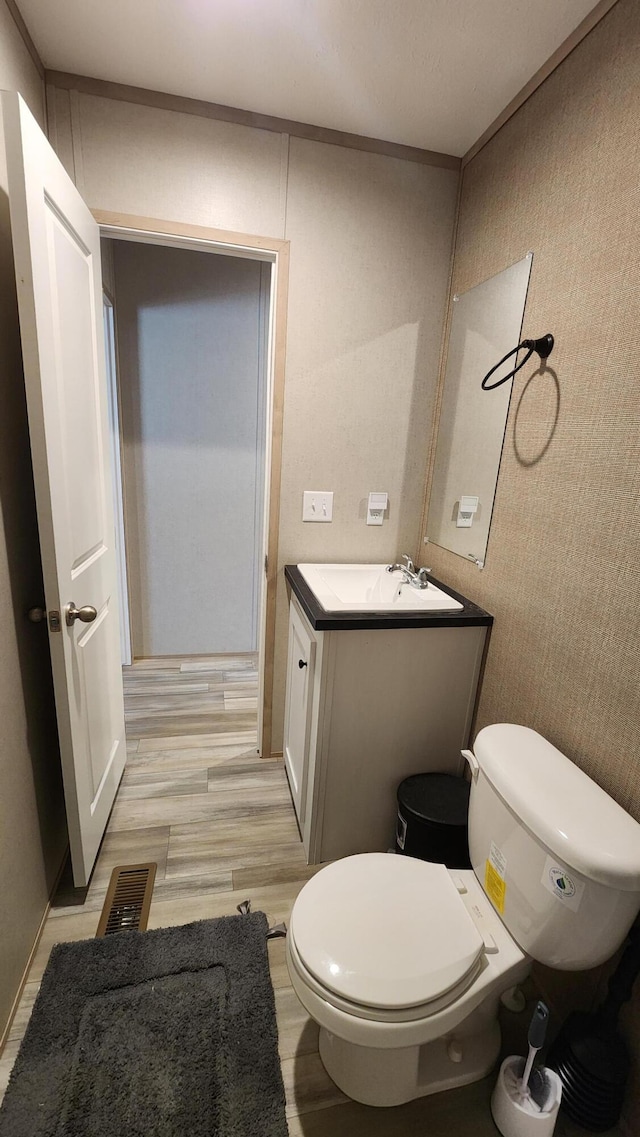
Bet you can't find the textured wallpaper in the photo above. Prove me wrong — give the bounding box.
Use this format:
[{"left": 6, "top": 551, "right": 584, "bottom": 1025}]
[
  {"left": 424, "top": 4, "right": 640, "bottom": 1127},
  {"left": 427, "top": 0, "right": 640, "bottom": 819}
]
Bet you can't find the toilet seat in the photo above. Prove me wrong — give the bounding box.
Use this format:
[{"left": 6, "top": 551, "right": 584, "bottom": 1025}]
[
  {"left": 289, "top": 854, "right": 485, "bottom": 1021},
  {"left": 288, "top": 926, "right": 485, "bottom": 1022}
]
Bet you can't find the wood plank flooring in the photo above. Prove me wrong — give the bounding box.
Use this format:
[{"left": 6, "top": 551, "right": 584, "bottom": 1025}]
[{"left": 0, "top": 655, "right": 618, "bottom": 1136}]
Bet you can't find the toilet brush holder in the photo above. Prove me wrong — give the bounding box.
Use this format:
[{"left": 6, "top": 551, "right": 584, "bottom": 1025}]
[{"left": 491, "top": 1056, "right": 562, "bottom": 1137}]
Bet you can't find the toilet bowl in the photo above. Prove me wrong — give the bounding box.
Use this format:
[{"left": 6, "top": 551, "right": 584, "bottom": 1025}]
[
  {"left": 287, "top": 854, "right": 529, "bottom": 1106},
  {"left": 287, "top": 725, "right": 640, "bottom": 1107}
]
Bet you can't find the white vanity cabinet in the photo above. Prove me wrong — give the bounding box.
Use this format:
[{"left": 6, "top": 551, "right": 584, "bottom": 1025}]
[{"left": 283, "top": 584, "right": 491, "bottom": 865}]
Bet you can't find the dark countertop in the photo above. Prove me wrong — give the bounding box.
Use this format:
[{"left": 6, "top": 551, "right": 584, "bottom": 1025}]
[{"left": 284, "top": 564, "right": 493, "bottom": 631}]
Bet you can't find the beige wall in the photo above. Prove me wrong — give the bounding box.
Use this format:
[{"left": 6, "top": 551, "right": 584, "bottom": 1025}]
[
  {"left": 424, "top": 2, "right": 640, "bottom": 1128},
  {"left": 0, "top": 1, "right": 66, "bottom": 1038},
  {"left": 47, "top": 86, "right": 459, "bottom": 748}
]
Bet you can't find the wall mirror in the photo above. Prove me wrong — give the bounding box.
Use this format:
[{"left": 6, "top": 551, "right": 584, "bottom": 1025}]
[{"left": 426, "top": 253, "right": 532, "bottom": 567}]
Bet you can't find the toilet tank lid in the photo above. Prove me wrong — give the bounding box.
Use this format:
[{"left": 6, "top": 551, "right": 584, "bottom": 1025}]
[{"left": 474, "top": 725, "right": 640, "bottom": 892}]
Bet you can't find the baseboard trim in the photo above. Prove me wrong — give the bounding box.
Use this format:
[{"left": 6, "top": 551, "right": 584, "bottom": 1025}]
[
  {"left": 0, "top": 902, "right": 49, "bottom": 1055},
  {"left": 0, "top": 848, "right": 69, "bottom": 1055}
]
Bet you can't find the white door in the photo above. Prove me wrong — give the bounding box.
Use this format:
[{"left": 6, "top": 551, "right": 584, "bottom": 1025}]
[{"left": 2, "top": 91, "right": 126, "bottom": 887}]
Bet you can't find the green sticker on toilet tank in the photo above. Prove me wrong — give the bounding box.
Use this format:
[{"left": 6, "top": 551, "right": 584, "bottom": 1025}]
[{"left": 541, "top": 856, "right": 585, "bottom": 912}]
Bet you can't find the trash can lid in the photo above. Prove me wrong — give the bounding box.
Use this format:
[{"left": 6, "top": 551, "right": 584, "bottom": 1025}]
[{"left": 397, "top": 773, "right": 470, "bottom": 827}]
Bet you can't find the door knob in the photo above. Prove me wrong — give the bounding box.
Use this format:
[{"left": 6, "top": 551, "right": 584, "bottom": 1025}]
[
  {"left": 298, "top": 659, "right": 308, "bottom": 669},
  {"left": 27, "top": 606, "right": 46, "bottom": 623},
  {"left": 65, "top": 602, "right": 98, "bottom": 626}
]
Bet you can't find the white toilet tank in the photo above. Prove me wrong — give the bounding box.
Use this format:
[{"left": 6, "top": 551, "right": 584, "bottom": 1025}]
[{"left": 465, "top": 724, "right": 640, "bottom": 969}]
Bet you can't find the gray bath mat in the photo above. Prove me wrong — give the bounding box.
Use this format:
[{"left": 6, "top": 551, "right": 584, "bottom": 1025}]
[{"left": 0, "top": 912, "right": 287, "bottom": 1137}]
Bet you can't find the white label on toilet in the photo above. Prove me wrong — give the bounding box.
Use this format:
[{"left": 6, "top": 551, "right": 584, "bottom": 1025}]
[
  {"left": 489, "top": 841, "right": 506, "bottom": 879},
  {"left": 541, "top": 856, "right": 585, "bottom": 912}
]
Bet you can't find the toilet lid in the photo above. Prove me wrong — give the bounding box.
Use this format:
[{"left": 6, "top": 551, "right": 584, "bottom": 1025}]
[{"left": 290, "top": 854, "right": 484, "bottom": 1010}]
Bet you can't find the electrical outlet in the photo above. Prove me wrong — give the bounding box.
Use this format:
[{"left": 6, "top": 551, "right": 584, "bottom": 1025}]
[{"left": 302, "top": 491, "right": 333, "bottom": 522}]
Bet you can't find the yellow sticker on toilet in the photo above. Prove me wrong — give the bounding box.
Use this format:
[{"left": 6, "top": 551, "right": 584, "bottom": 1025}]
[{"left": 485, "top": 860, "right": 506, "bottom": 913}]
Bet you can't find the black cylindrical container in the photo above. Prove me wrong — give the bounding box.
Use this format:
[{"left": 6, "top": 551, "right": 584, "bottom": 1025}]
[{"left": 396, "top": 772, "right": 471, "bottom": 868}]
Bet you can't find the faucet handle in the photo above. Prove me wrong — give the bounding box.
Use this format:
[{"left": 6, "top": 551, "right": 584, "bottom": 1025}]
[
  {"left": 417, "top": 566, "right": 432, "bottom": 585},
  {"left": 402, "top": 554, "right": 415, "bottom": 573}
]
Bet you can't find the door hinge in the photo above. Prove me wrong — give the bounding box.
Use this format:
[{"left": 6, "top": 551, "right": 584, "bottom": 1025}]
[
  {"left": 48, "top": 609, "right": 61, "bottom": 632},
  {"left": 264, "top": 554, "right": 269, "bottom": 576}
]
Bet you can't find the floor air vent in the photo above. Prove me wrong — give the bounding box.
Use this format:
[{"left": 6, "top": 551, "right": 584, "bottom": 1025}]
[{"left": 96, "top": 863, "right": 157, "bottom": 937}]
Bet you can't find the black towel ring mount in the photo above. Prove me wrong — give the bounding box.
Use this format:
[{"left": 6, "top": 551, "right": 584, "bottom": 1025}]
[{"left": 481, "top": 333, "right": 554, "bottom": 391}]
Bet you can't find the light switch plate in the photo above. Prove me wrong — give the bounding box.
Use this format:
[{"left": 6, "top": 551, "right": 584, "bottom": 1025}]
[{"left": 302, "top": 491, "right": 333, "bottom": 522}]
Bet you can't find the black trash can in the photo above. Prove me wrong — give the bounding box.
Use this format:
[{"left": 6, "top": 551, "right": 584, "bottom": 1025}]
[{"left": 396, "top": 772, "right": 471, "bottom": 868}]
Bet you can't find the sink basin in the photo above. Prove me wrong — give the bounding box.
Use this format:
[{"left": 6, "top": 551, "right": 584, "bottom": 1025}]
[{"left": 297, "top": 564, "right": 463, "bottom": 613}]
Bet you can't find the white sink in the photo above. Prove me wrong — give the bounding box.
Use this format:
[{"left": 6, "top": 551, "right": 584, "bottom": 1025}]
[{"left": 297, "top": 563, "right": 464, "bottom": 613}]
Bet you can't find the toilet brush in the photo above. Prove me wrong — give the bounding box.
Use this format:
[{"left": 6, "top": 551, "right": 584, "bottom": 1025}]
[
  {"left": 491, "top": 1000, "right": 562, "bottom": 1137},
  {"left": 518, "top": 1001, "right": 551, "bottom": 1110}
]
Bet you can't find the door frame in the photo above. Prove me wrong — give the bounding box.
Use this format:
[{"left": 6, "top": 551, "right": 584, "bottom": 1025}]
[
  {"left": 93, "top": 210, "right": 290, "bottom": 760},
  {"left": 102, "top": 289, "right": 133, "bottom": 666}
]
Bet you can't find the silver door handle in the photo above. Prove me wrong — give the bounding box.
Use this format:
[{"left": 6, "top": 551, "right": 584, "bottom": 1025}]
[{"left": 65, "top": 602, "right": 98, "bottom": 626}]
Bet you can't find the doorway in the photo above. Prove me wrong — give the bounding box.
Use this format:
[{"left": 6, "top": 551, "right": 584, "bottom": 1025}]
[{"left": 97, "top": 213, "right": 290, "bottom": 759}]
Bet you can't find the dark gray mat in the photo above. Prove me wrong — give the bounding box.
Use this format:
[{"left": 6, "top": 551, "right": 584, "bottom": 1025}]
[{"left": 0, "top": 912, "right": 288, "bottom": 1137}]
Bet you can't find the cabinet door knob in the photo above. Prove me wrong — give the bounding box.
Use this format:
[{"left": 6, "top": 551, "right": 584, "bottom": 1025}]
[{"left": 298, "top": 658, "right": 308, "bottom": 669}]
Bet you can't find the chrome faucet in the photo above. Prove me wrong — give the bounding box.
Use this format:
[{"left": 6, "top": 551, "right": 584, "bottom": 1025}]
[
  {"left": 386, "top": 554, "right": 412, "bottom": 580},
  {"left": 386, "top": 555, "right": 432, "bottom": 589}
]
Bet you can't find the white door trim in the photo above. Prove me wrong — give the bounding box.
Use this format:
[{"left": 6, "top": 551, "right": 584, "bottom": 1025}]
[
  {"left": 94, "top": 212, "right": 290, "bottom": 759},
  {"left": 102, "top": 292, "right": 132, "bottom": 665}
]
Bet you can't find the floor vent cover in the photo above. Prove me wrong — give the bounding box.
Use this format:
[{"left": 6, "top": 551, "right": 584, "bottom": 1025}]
[{"left": 96, "top": 862, "right": 157, "bottom": 937}]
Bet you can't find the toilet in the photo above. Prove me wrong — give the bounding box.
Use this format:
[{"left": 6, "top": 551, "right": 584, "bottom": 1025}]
[{"left": 286, "top": 724, "right": 640, "bottom": 1107}]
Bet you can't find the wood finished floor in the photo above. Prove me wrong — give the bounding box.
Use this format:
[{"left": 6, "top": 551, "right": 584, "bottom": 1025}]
[{"left": 1, "top": 654, "right": 619, "bottom": 1136}]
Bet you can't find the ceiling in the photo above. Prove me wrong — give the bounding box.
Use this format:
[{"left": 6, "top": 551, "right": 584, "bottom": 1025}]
[{"left": 18, "top": 0, "right": 603, "bottom": 156}]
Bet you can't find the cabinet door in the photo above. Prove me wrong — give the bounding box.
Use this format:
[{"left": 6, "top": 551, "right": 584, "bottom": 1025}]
[{"left": 283, "top": 601, "right": 316, "bottom": 824}]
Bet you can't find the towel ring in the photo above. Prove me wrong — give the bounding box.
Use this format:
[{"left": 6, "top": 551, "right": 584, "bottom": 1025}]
[{"left": 482, "top": 333, "right": 554, "bottom": 391}]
